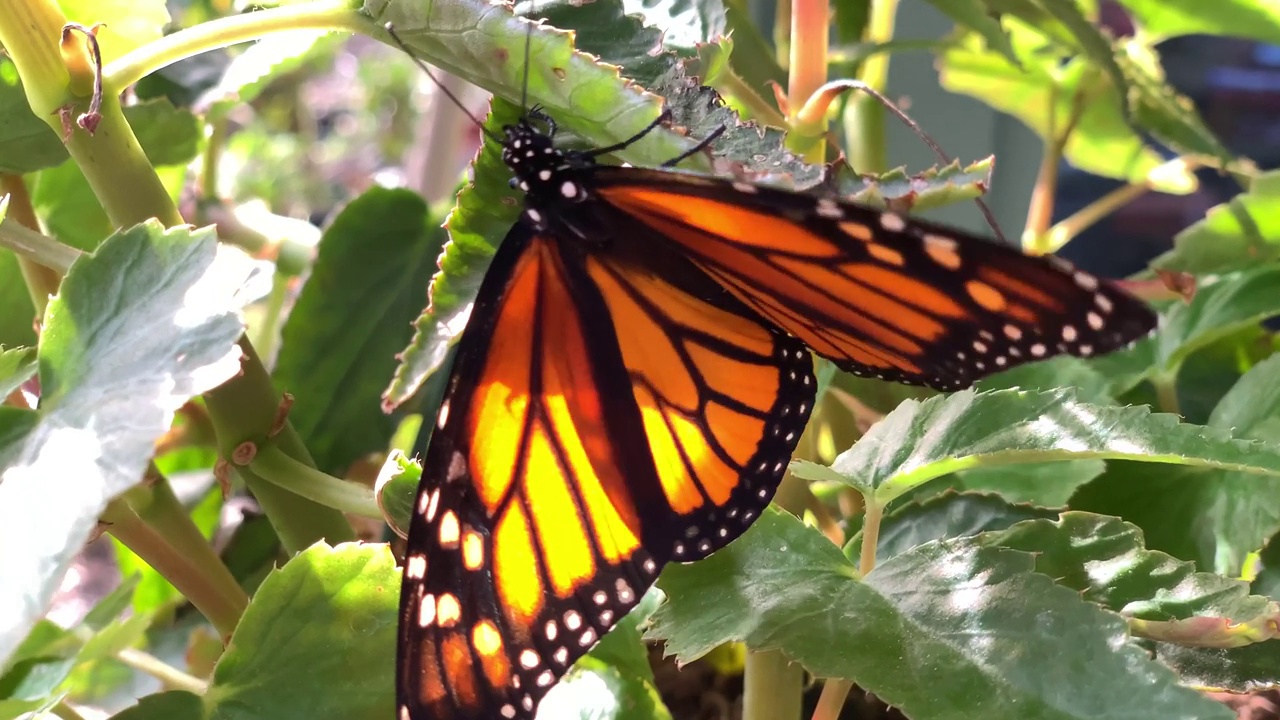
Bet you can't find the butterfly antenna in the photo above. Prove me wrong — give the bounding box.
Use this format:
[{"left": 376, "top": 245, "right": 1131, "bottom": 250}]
[
  {"left": 519, "top": 11, "right": 534, "bottom": 113},
  {"left": 383, "top": 22, "right": 504, "bottom": 145},
  {"left": 846, "top": 80, "right": 1007, "bottom": 245}
]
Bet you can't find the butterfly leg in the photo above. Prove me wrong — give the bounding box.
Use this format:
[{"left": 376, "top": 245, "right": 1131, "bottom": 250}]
[{"left": 583, "top": 110, "right": 674, "bottom": 158}]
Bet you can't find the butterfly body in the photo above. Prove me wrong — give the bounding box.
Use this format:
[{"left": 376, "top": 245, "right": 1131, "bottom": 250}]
[{"left": 396, "top": 108, "right": 1157, "bottom": 720}]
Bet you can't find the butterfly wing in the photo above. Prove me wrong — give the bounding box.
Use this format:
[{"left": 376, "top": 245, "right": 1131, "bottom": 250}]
[
  {"left": 396, "top": 225, "right": 814, "bottom": 720},
  {"left": 591, "top": 168, "right": 1157, "bottom": 390}
]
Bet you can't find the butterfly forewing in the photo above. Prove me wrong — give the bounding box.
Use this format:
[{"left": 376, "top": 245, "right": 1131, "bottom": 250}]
[
  {"left": 396, "top": 224, "right": 814, "bottom": 720},
  {"left": 591, "top": 168, "right": 1157, "bottom": 390}
]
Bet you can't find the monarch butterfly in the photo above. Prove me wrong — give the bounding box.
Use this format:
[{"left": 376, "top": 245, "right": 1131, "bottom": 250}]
[{"left": 393, "top": 39, "right": 1158, "bottom": 720}]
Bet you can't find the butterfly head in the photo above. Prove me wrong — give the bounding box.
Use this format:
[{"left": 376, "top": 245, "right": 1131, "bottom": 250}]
[{"left": 502, "top": 116, "right": 592, "bottom": 231}]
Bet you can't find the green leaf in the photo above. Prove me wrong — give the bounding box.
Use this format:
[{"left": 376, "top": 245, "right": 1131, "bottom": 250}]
[
  {"left": 828, "top": 157, "right": 996, "bottom": 212},
  {"left": 370, "top": 0, "right": 702, "bottom": 172},
  {"left": 1155, "top": 642, "right": 1280, "bottom": 693},
  {"left": 588, "top": 587, "right": 664, "bottom": 682},
  {"left": 994, "top": 513, "right": 1274, "bottom": 623},
  {"left": 938, "top": 24, "right": 1195, "bottom": 192},
  {"left": 0, "top": 347, "right": 36, "bottom": 399},
  {"left": 976, "top": 355, "right": 1115, "bottom": 403},
  {"left": 80, "top": 575, "right": 140, "bottom": 631},
  {"left": 375, "top": 450, "right": 420, "bottom": 538},
  {"left": 650, "top": 510, "right": 1231, "bottom": 719},
  {"left": 60, "top": 0, "right": 170, "bottom": 63},
  {"left": 1152, "top": 171, "right": 1280, "bottom": 275},
  {"left": 108, "top": 690, "right": 205, "bottom": 720},
  {"left": 0, "top": 76, "right": 200, "bottom": 174},
  {"left": 1116, "top": 0, "right": 1280, "bottom": 44},
  {"left": 918, "top": 0, "right": 1018, "bottom": 65},
  {"left": 1071, "top": 354, "right": 1280, "bottom": 574},
  {"left": 953, "top": 458, "right": 1107, "bottom": 506},
  {"left": 791, "top": 388, "right": 1280, "bottom": 506},
  {"left": 540, "top": 655, "right": 673, "bottom": 720},
  {"left": 1115, "top": 42, "right": 1230, "bottom": 164},
  {"left": 1156, "top": 266, "right": 1280, "bottom": 372},
  {"left": 538, "top": 587, "right": 671, "bottom": 719},
  {"left": 849, "top": 491, "right": 1057, "bottom": 563},
  {"left": 205, "top": 542, "right": 398, "bottom": 720},
  {"left": 205, "top": 31, "right": 332, "bottom": 121},
  {"left": 0, "top": 223, "right": 256, "bottom": 665},
  {"left": 274, "top": 188, "right": 444, "bottom": 474}
]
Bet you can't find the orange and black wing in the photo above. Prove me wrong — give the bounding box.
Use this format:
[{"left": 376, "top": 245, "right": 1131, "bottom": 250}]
[
  {"left": 592, "top": 168, "right": 1157, "bottom": 391},
  {"left": 396, "top": 225, "right": 814, "bottom": 720}
]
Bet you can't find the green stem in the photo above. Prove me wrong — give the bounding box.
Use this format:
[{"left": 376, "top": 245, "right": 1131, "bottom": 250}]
[
  {"left": 117, "top": 647, "right": 209, "bottom": 693},
  {"left": 0, "top": 214, "right": 83, "bottom": 277},
  {"left": 0, "top": 174, "right": 67, "bottom": 308},
  {"left": 250, "top": 444, "right": 382, "bottom": 518},
  {"left": 102, "top": 0, "right": 371, "bottom": 92},
  {"left": 843, "top": 0, "right": 898, "bottom": 173},
  {"left": 1151, "top": 371, "right": 1181, "bottom": 416},
  {"left": 52, "top": 702, "right": 88, "bottom": 720},
  {"left": 858, "top": 497, "right": 883, "bottom": 576},
  {"left": 743, "top": 650, "right": 804, "bottom": 720},
  {"left": 204, "top": 338, "right": 356, "bottom": 552},
  {"left": 103, "top": 486, "right": 246, "bottom": 639}
]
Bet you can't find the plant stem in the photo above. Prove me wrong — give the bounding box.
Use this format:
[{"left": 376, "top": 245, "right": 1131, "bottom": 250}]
[
  {"left": 844, "top": 0, "right": 898, "bottom": 173},
  {"left": 116, "top": 647, "right": 209, "bottom": 693},
  {"left": 743, "top": 650, "right": 804, "bottom": 720},
  {"left": 1046, "top": 156, "right": 1199, "bottom": 254},
  {"left": 103, "top": 488, "right": 247, "bottom": 639},
  {"left": 102, "top": 0, "right": 371, "bottom": 91},
  {"left": 0, "top": 207, "right": 83, "bottom": 277},
  {"left": 0, "top": 174, "right": 64, "bottom": 309},
  {"left": 1151, "top": 371, "right": 1181, "bottom": 417},
  {"left": 1024, "top": 83, "right": 1088, "bottom": 255},
  {"left": 204, "top": 338, "right": 357, "bottom": 552},
  {"left": 786, "top": 0, "right": 829, "bottom": 159},
  {"left": 250, "top": 444, "right": 382, "bottom": 518},
  {"left": 811, "top": 680, "right": 853, "bottom": 720},
  {"left": 859, "top": 497, "right": 883, "bottom": 576}
]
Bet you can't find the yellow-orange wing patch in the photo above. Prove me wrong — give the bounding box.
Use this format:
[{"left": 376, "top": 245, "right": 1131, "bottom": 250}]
[
  {"left": 594, "top": 170, "right": 1156, "bottom": 391},
  {"left": 396, "top": 227, "right": 814, "bottom": 720}
]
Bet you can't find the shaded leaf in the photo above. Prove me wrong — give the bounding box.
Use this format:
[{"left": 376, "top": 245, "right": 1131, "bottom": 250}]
[
  {"left": 650, "top": 510, "right": 1230, "bottom": 719},
  {"left": 274, "top": 188, "right": 443, "bottom": 474},
  {"left": 1157, "top": 266, "right": 1280, "bottom": 372},
  {"left": 1071, "top": 355, "right": 1280, "bottom": 574},
  {"left": 850, "top": 491, "right": 1056, "bottom": 563},
  {"left": 995, "top": 513, "right": 1274, "bottom": 623}
]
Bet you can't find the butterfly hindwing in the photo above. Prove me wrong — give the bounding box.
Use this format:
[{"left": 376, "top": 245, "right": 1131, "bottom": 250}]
[
  {"left": 396, "top": 225, "right": 814, "bottom": 720},
  {"left": 592, "top": 168, "right": 1157, "bottom": 390}
]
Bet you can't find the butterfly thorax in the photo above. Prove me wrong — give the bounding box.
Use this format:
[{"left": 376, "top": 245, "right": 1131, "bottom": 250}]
[{"left": 502, "top": 119, "right": 594, "bottom": 234}]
